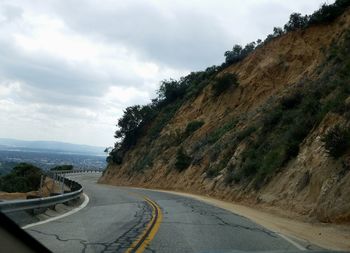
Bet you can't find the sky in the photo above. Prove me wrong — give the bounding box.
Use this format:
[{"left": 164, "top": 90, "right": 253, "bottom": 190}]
[{"left": 0, "top": 0, "right": 333, "bottom": 147}]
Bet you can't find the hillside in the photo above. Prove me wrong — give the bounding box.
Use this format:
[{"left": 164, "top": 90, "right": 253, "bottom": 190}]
[
  {"left": 100, "top": 2, "right": 350, "bottom": 223},
  {"left": 0, "top": 138, "right": 104, "bottom": 155}
]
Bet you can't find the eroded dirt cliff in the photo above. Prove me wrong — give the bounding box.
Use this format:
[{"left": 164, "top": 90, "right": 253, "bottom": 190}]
[{"left": 100, "top": 9, "right": 350, "bottom": 223}]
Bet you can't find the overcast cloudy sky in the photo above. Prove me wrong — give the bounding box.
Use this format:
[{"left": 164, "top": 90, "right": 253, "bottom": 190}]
[{"left": 0, "top": 0, "right": 332, "bottom": 147}]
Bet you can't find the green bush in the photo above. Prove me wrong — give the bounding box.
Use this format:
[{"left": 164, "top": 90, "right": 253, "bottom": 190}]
[
  {"left": 241, "top": 158, "right": 259, "bottom": 178},
  {"left": 283, "top": 13, "right": 309, "bottom": 32},
  {"left": 262, "top": 109, "right": 283, "bottom": 132},
  {"left": 175, "top": 147, "right": 192, "bottom": 171},
  {"left": 322, "top": 125, "right": 350, "bottom": 158},
  {"left": 51, "top": 165, "right": 73, "bottom": 171},
  {"left": 224, "top": 43, "right": 256, "bottom": 65},
  {"left": 149, "top": 101, "right": 182, "bottom": 139},
  {"left": 107, "top": 148, "right": 124, "bottom": 164},
  {"left": 281, "top": 92, "right": 303, "bottom": 110},
  {"left": 236, "top": 126, "right": 256, "bottom": 142},
  {"left": 284, "top": 141, "right": 300, "bottom": 161},
  {"left": 0, "top": 163, "right": 43, "bottom": 193},
  {"left": 212, "top": 73, "right": 238, "bottom": 96},
  {"left": 133, "top": 153, "right": 154, "bottom": 171},
  {"left": 185, "top": 120, "right": 204, "bottom": 136},
  {"left": 157, "top": 79, "right": 187, "bottom": 105},
  {"left": 208, "top": 118, "right": 238, "bottom": 144},
  {"left": 206, "top": 167, "right": 220, "bottom": 178},
  {"left": 224, "top": 172, "right": 241, "bottom": 185}
]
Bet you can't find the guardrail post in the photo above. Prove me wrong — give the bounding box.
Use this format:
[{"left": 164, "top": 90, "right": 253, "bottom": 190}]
[
  {"left": 60, "top": 174, "right": 64, "bottom": 194},
  {"left": 51, "top": 173, "right": 55, "bottom": 194},
  {"left": 39, "top": 175, "right": 44, "bottom": 197}
]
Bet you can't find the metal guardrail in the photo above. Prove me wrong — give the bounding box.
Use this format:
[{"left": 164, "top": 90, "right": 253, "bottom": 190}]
[
  {"left": 0, "top": 175, "right": 83, "bottom": 213},
  {"left": 51, "top": 169, "right": 102, "bottom": 174}
]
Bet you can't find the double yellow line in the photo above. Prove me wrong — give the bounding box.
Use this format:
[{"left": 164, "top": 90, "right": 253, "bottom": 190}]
[{"left": 125, "top": 195, "right": 163, "bottom": 253}]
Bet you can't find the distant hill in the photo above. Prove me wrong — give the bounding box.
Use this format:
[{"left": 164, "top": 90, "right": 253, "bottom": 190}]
[{"left": 0, "top": 138, "right": 105, "bottom": 155}]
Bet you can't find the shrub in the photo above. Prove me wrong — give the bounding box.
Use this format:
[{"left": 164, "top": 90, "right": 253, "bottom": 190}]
[
  {"left": 206, "top": 167, "right": 220, "bottom": 178},
  {"left": 236, "top": 126, "right": 256, "bottom": 142},
  {"left": 185, "top": 120, "right": 204, "bottom": 136},
  {"left": 148, "top": 101, "right": 182, "bottom": 139},
  {"left": 175, "top": 147, "right": 192, "bottom": 171},
  {"left": 133, "top": 153, "right": 154, "bottom": 171},
  {"left": 0, "top": 163, "right": 43, "bottom": 193},
  {"left": 284, "top": 141, "right": 300, "bottom": 162},
  {"left": 224, "top": 172, "right": 242, "bottom": 185},
  {"left": 212, "top": 73, "right": 238, "bottom": 96},
  {"left": 322, "top": 125, "right": 350, "bottom": 158},
  {"left": 262, "top": 109, "right": 283, "bottom": 131},
  {"left": 241, "top": 158, "right": 259, "bottom": 178},
  {"left": 281, "top": 92, "right": 303, "bottom": 110},
  {"left": 208, "top": 118, "right": 238, "bottom": 144}
]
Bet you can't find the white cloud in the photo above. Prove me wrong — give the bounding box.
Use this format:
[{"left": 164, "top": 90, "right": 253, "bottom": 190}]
[
  {"left": 0, "top": 0, "right": 334, "bottom": 146},
  {"left": 0, "top": 80, "right": 21, "bottom": 97}
]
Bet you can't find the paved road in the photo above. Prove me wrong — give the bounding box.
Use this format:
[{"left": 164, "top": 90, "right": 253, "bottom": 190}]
[{"left": 26, "top": 174, "right": 302, "bottom": 253}]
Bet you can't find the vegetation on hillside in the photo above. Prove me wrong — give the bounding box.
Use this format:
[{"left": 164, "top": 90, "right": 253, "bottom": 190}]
[
  {"left": 212, "top": 73, "right": 239, "bottom": 96},
  {"left": 227, "top": 29, "right": 350, "bottom": 188},
  {"left": 185, "top": 120, "right": 205, "bottom": 136},
  {"left": 0, "top": 161, "right": 18, "bottom": 176},
  {"left": 106, "top": 0, "right": 350, "bottom": 179},
  {"left": 175, "top": 147, "right": 192, "bottom": 171},
  {"left": 0, "top": 163, "right": 43, "bottom": 193},
  {"left": 322, "top": 125, "right": 350, "bottom": 158},
  {"left": 223, "top": 0, "right": 350, "bottom": 65}
]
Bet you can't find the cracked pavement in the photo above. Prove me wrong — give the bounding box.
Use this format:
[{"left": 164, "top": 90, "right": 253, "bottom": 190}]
[{"left": 26, "top": 174, "right": 301, "bottom": 253}]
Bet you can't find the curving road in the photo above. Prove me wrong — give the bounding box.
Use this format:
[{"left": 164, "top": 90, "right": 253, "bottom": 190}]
[{"left": 25, "top": 174, "right": 305, "bottom": 253}]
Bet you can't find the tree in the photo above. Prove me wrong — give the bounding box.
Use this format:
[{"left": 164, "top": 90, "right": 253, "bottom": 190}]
[
  {"left": 0, "top": 163, "right": 43, "bottom": 193},
  {"left": 309, "top": 1, "right": 350, "bottom": 25},
  {"left": 212, "top": 73, "right": 239, "bottom": 96},
  {"left": 273, "top": 27, "right": 284, "bottom": 37},
  {"left": 224, "top": 45, "right": 243, "bottom": 64},
  {"left": 157, "top": 79, "right": 187, "bottom": 105},
  {"left": 242, "top": 42, "right": 256, "bottom": 54},
  {"left": 224, "top": 42, "right": 257, "bottom": 65},
  {"left": 284, "top": 13, "right": 309, "bottom": 32},
  {"left": 107, "top": 104, "right": 157, "bottom": 165},
  {"left": 114, "top": 105, "right": 155, "bottom": 149}
]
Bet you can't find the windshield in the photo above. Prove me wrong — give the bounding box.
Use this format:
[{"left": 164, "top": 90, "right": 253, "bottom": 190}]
[{"left": 1, "top": 0, "right": 350, "bottom": 252}]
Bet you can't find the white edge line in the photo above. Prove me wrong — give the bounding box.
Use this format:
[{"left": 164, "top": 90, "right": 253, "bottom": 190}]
[
  {"left": 277, "top": 233, "right": 307, "bottom": 251},
  {"left": 22, "top": 193, "right": 89, "bottom": 229}
]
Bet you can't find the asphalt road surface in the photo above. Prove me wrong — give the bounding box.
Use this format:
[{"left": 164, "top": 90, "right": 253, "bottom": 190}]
[{"left": 25, "top": 174, "right": 304, "bottom": 253}]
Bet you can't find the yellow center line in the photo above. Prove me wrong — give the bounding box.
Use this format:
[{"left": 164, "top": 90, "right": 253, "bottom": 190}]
[{"left": 125, "top": 194, "right": 163, "bottom": 253}]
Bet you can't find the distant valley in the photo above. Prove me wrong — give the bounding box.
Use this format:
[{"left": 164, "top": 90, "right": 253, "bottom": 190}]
[
  {"left": 0, "top": 138, "right": 107, "bottom": 174},
  {"left": 0, "top": 138, "right": 105, "bottom": 155}
]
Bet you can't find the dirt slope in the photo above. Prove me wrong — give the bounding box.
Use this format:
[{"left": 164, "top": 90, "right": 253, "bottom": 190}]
[{"left": 100, "top": 10, "right": 350, "bottom": 224}]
